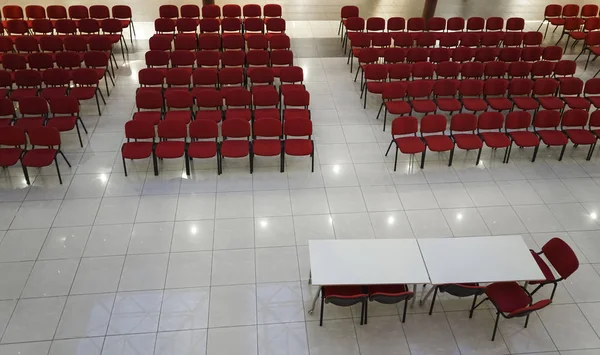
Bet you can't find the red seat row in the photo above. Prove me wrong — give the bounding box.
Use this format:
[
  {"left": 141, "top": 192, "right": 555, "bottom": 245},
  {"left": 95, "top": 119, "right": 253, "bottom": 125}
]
[
  {"left": 122, "top": 117, "right": 313, "bottom": 176},
  {"left": 153, "top": 16, "right": 285, "bottom": 39},
  {"left": 149, "top": 32, "right": 289, "bottom": 52},
  {"left": 386, "top": 110, "right": 600, "bottom": 171},
  {"left": 158, "top": 4, "right": 281, "bottom": 20},
  {"left": 538, "top": 4, "right": 599, "bottom": 38}
]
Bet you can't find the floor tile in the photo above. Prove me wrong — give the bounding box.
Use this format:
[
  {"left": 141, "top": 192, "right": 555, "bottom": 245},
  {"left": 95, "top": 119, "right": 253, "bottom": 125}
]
[
  {"left": 256, "top": 247, "right": 300, "bottom": 283},
  {"left": 254, "top": 190, "right": 292, "bottom": 217},
  {"left": 94, "top": 196, "right": 140, "bottom": 225},
  {"left": 464, "top": 182, "right": 509, "bottom": 207},
  {"left": 513, "top": 205, "right": 565, "bottom": 233},
  {"left": 290, "top": 188, "right": 330, "bottom": 215},
  {"left": 206, "top": 326, "right": 257, "bottom": 355},
  {"left": 215, "top": 191, "right": 254, "bottom": 219},
  {"left": 118, "top": 253, "right": 168, "bottom": 292},
  {"left": 49, "top": 337, "right": 104, "bottom": 355},
  {"left": 71, "top": 256, "right": 125, "bottom": 295},
  {"left": 0, "top": 342, "right": 51, "bottom": 355},
  {"left": 159, "top": 288, "right": 210, "bottom": 331},
  {"left": 538, "top": 304, "right": 600, "bottom": 351},
  {"left": 108, "top": 290, "right": 162, "bottom": 335},
  {"left": 258, "top": 322, "right": 309, "bottom": 355},
  {"left": 406, "top": 210, "right": 452, "bottom": 238},
  {"left": 0, "top": 229, "right": 48, "bottom": 262},
  {"left": 10, "top": 200, "right": 61, "bottom": 229},
  {"left": 442, "top": 208, "right": 490, "bottom": 237},
  {"left": 354, "top": 315, "right": 411, "bottom": 355},
  {"left": 213, "top": 218, "right": 254, "bottom": 250},
  {"left": 128, "top": 222, "right": 173, "bottom": 254},
  {"left": 101, "top": 333, "right": 157, "bottom": 355},
  {"left": 306, "top": 319, "right": 360, "bottom": 355},
  {"left": 257, "top": 282, "right": 305, "bottom": 324},
  {"left": 477, "top": 206, "right": 529, "bottom": 235},
  {"left": 2, "top": 296, "right": 66, "bottom": 343},
  {"left": 402, "top": 312, "right": 461, "bottom": 355},
  {"left": 396, "top": 184, "right": 439, "bottom": 210},
  {"left": 135, "top": 194, "right": 178, "bottom": 222},
  {"left": 22, "top": 259, "right": 79, "bottom": 298},
  {"left": 369, "top": 211, "right": 414, "bottom": 239},
  {"left": 38, "top": 226, "right": 91, "bottom": 260},
  {"left": 166, "top": 251, "right": 212, "bottom": 288},
  {"left": 53, "top": 198, "right": 101, "bottom": 227},
  {"left": 294, "top": 214, "right": 335, "bottom": 245},
  {"left": 361, "top": 185, "right": 403, "bottom": 211},
  {"left": 0, "top": 300, "right": 16, "bottom": 337},
  {"left": 175, "top": 193, "right": 216, "bottom": 221},
  {"left": 209, "top": 285, "right": 256, "bottom": 328},
  {"left": 326, "top": 187, "right": 366, "bottom": 213},
  {"left": 331, "top": 213, "right": 375, "bottom": 239},
  {"left": 84, "top": 224, "right": 133, "bottom": 257},
  {"left": 211, "top": 249, "right": 255, "bottom": 285},
  {"left": 171, "top": 220, "right": 214, "bottom": 252},
  {"left": 155, "top": 329, "right": 207, "bottom": 355},
  {"left": 498, "top": 313, "right": 556, "bottom": 354},
  {"left": 446, "top": 310, "right": 510, "bottom": 355},
  {"left": 0, "top": 261, "right": 34, "bottom": 300},
  {"left": 255, "top": 216, "right": 297, "bottom": 247},
  {"left": 430, "top": 183, "right": 474, "bottom": 209},
  {"left": 55, "top": 293, "right": 114, "bottom": 339}
]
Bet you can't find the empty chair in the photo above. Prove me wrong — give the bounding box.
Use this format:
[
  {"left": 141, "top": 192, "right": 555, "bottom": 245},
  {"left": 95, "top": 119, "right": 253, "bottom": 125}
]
[
  {"left": 433, "top": 79, "right": 462, "bottom": 115},
  {"left": 279, "top": 66, "right": 305, "bottom": 97},
  {"left": 283, "top": 119, "right": 314, "bottom": 172},
  {"left": 85, "top": 51, "right": 115, "bottom": 97},
  {"left": 68, "top": 5, "right": 89, "bottom": 21},
  {"left": 484, "top": 78, "right": 512, "bottom": 111},
  {"left": 339, "top": 5, "right": 359, "bottom": 38},
  {"left": 560, "top": 78, "right": 590, "bottom": 110},
  {"left": 153, "top": 120, "right": 188, "bottom": 175},
  {"left": 408, "top": 80, "right": 436, "bottom": 115},
  {"left": 528, "top": 237, "right": 580, "bottom": 300},
  {"left": 533, "top": 110, "right": 568, "bottom": 161},
  {"left": 505, "top": 111, "right": 540, "bottom": 162},
  {"left": 506, "top": 17, "right": 525, "bottom": 32},
  {"left": 243, "top": 4, "right": 262, "bottom": 19},
  {"left": 531, "top": 60, "right": 555, "bottom": 79},
  {"left": 0, "top": 98, "right": 16, "bottom": 126},
  {"left": 282, "top": 89, "right": 310, "bottom": 121},
  {"left": 10, "top": 70, "right": 42, "bottom": 102},
  {"left": 509, "top": 78, "right": 538, "bottom": 112},
  {"left": 195, "top": 89, "right": 223, "bottom": 123},
  {"left": 319, "top": 286, "right": 368, "bottom": 326},
  {"left": 192, "top": 68, "right": 218, "bottom": 96},
  {"left": 15, "top": 96, "right": 47, "bottom": 131},
  {"left": 70, "top": 68, "right": 106, "bottom": 116},
  {"left": 561, "top": 109, "right": 597, "bottom": 160},
  {"left": 575, "top": 31, "right": 600, "bottom": 70},
  {"left": 537, "top": 4, "right": 562, "bottom": 38},
  {"left": 378, "top": 82, "right": 411, "bottom": 131},
  {"left": 133, "top": 91, "right": 163, "bottom": 126},
  {"left": 252, "top": 118, "right": 283, "bottom": 171},
  {"left": 368, "top": 285, "right": 414, "bottom": 323},
  {"left": 21, "top": 126, "right": 71, "bottom": 184},
  {"left": 385, "top": 116, "right": 425, "bottom": 171},
  {"left": 584, "top": 78, "right": 600, "bottom": 109},
  {"left": 41, "top": 68, "right": 70, "bottom": 101},
  {"left": 361, "top": 64, "right": 388, "bottom": 109},
  {"left": 159, "top": 4, "right": 179, "bottom": 19},
  {"left": 220, "top": 118, "right": 252, "bottom": 173},
  {"left": 112, "top": 5, "right": 136, "bottom": 42},
  {"left": 226, "top": 89, "right": 252, "bottom": 121},
  {"left": 223, "top": 4, "right": 241, "bottom": 18},
  {"left": 534, "top": 78, "right": 563, "bottom": 111},
  {"left": 102, "top": 18, "right": 128, "bottom": 60},
  {"left": 459, "top": 79, "right": 487, "bottom": 113},
  {"left": 47, "top": 5, "right": 68, "bottom": 22},
  {"left": 450, "top": 113, "right": 484, "bottom": 165},
  {"left": 202, "top": 4, "right": 221, "bottom": 19},
  {"left": 447, "top": 16, "right": 465, "bottom": 33},
  {"left": 420, "top": 114, "right": 455, "bottom": 167},
  {"left": 47, "top": 96, "right": 88, "bottom": 147},
  {"left": 187, "top": 119, "right": 220, "bottom": 174},
  {"left": 548, "top": 4, "right": 580, "bottom": 39},
  {"left": 428, "top": 284, "right": 485, "bottom": 318},
  {"left": 54, "top": 19, "right": 78, "bottom": 36},
  {"left": 90, "top": 5, "right": 110, "bottom": 20},
  {"left": 0, "top": 126, "right": 26, "bottom": 169},
  {"left": 121, "top": 120, "right": 155, "bottom": 176},
  {"left": 542, "top": 46, "right": 563, "bottom": 61},
  {"left": 478, "top": 112, "right": 511, "bottom": 163},
  {"left": 484, "top": 61, "right": 508, "bottom": 79},
  {"left": 164, "top": 91, "right": 194, "bottom": 124}
]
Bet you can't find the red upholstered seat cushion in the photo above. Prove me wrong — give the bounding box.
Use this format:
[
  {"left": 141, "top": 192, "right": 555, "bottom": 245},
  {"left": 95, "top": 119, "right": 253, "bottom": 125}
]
[
  {"left": 46, "top": 116, "right": 76, "bottom": 131},
  {"left": 537, "top": 130, "right": 568, "bottom": 145},
  {"left": 122, "top": 142, "right": 153, "bottom": 159},
  {"left": 69, "top": 87, "right": 97, "bottom": 100},
  {"left": 323, "top": 286, "right": 366, "bottom": 298},
  {"left": 481, "top": 132, "right": 510, "bottom": 148},
  {"left": 283, "top": 109, "right": 309, "bottom": 120},
  {"left": 411, "top": 99, "right": 437, "bottom": 113},
  {"left": 366, "top": 82, "right": 386, "bottom": 94},
  {"left": 41, "top": 87, "right": 68, "bottom": 100},
  {"left": 538, "top": 97, "right": 565, "bottom": 110},
  {"left": 548, "top": 18, "right": 565, "bottom": 26},
  {"left": 424, "top": 135, "right": 454, "bottom": 151},
  {"left": 385, "top": 101, "right": 412, "bottom": 114},
  {"left": 453, "top": 133, "right": 483, "bottom": 150},
  {"left": 187, "top": 141, "right": 217, "bottom": 158},
  {"left": 281, "top": 85, "right": 305, "bottom": 96},
  {"left": 507, "top": 299, "right": 552, "bottom": 318},
  {"left": 10, "top": 89, "right": 39, "bottom": 101},
  {"left": 461, "top": 98, "right": 487, "bottom": 112},
  {"left": 588, "top": 96, "right": 600, "bottom": 108},
  {"left": 564, "top": 97, "right": 591, "bottom": 110},
  {"left": 512, "top": 97, "right": 539, "bottom": 110},
  {"left": 133, "top": 112, "right": 161, "bottom": 125},
  {"left": 164, "top": 111, "right": 192, "bottom": 124},
  {"left": 396, "top": 136, "right": 426, "bottom": 154},
  {"left": 487, "top": 98, "right": 513, "bottom": 111},
  {"left": 14, "top": 117, "right": 45, "bottom": 131},
  {"left": 509, "top": 131, "right": 539, "bottom": 147},
  {"left": 485, "top": 282, "right": 530, "bottom": 313},
  {"left": 21, "top": 148, "right": 57, "bottom": 167},
  {"left": 221, "top": 140, "right": 249, "bottom": 157},
  {"left": 155, "top": 141, "right": 185, "bottom": 158},
  {"left": 436, "top": 98, "right": 462, "bottom": 112},
  {"left": 225, "top": 108, "right": 252, "bottom": 121},
  {"left": 564, "top": 129, "right": 597, "bottom": 145},
  {"left": 285, "top": 139, "right": 312, "bottom": 155},
  {"left": 254, "top": 108, "right": 281, "bottom": 121},
  {"left": 0, "top": 147, "right": 23, "bottom": 166},
  {"left": 253, "top": 139, "right": 281, "bottom": 156}
]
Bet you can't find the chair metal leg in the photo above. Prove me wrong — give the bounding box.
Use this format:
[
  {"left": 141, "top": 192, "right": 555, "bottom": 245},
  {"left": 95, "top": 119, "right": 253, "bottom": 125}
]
[
  {"left": 536, "top": 20, "right": 544, "bottom": 33},
  {"left": 476, "top": 147, "right": 482, "bottom": 165},
  {"left": 428, "top": 286, "right": 438, "bottom": 315},
  {"left": 376, "top": 102, "right": 384, "bottom": 120},
  {"left": 550, "top": 283, "right": 558, "bottom": 300},
  {"left": 95, "top": 93, "right": 102, "bottom": 116},
  {"left": 362, "top": 301, "right": 367, "bottom": 325},
  {"left": 249, "top": 152, "right": 253, "bottom": 174},
  {"left": 382, "top": 110, "right": 388, "bottom": 131},
  {"left": 544, "top": 22, "right": 550, "bottom": 38},
  {"left": 385, "top": 140, "right": 394, "bottom": 156},
  {"left": 58, "top": 151, "right": 71, "bottom": 167},
  {"left": 469, "top": 294, "right": 478, "bottom": 319},
  {"left": 22, "top": 165, "right": 30, "bottom": 185},
  {"left": 503, "top": 144, "right": 512, "bottom": 163},
  {"left": 402, "top": 299, "right": 408, "bottom": 323},
  {"left": 319, "top": 296, "right": 325, "bottom": 326},
  {"left": 394, "top": 147, "right": 399, "bottom": 171},
  {"left": 75, "top": 121, "right": 83, "bottom": 147},
  {"left": 587, "top": 143, "right": 596, "bottom": 161},
  {"left": 55, "top": 157, "right": 63, "bottom": 184},
  {"left": 448, "top": 148, "right": 455, "bottom": 166},
  {"left": 532, "top": 144, "right": 539, "bottom": 162},
  {"left": 122, "top": 156, "right": 128, "bottom": 176},
  {"left": 421, "top": 149, "right": 426, "bottom": 169},
  {"left": 152, "top": 153, "right": 159, "bottom": 176},
  {"left": 491, "top": 312, "right": 500, "bottom": 341},
  {"left": 559, "top": 144, "right": 566, "bottom": 161},
  {"left": 184, "top": 152, "right": 190, "bottom": 176},
  {"left": 98, "top": 88, "right": 106, "bottom": 104},
  {"left": 524, "top": 314, "right": 531, "bottom": 328}
]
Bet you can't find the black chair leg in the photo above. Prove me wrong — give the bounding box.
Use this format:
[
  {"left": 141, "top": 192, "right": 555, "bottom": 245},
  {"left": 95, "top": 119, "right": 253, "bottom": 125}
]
[
  {"left": 421, "top": 149, "right": 426, "bottom": 169},
  {"left": 402, "top": 298, "right": 408, "bottom": 323},
  {"left": 385, "top": 140, "right": 394, "bottom": 156},
  {"left": 55, "top": 157, "right": 62, "bottom": 184},
  {"left": 376, "top": 102, "right": 384, "bottom": 120},
  {"left": 550, "top": 283, "right": 558, "bottom": 300},
  {"left": 524, "top": 314, "right": 530, "bottom": 328},
  {"left": 429, "top": 286, "right": 438, "bottom": 315},
  {"left": 319, "top": 295, "right": 325, "bottom": 326},
  {"left": 448, "top": 148, "right": 455, "bottom": 166},
  {"left": 382, "top": 110, "right": 388, "bottom": 131},
  {"left": 532, "top": 145, "right": 539, "bottom": 162},
  {"left": 22, "top": 165, "right": 30, "bottom": 185},
  {"left": 476, "top": 147, "right": 482, "bottom": 165},
  {"left": 122, "top": 156, "right": 128, "bottom": 176},
  {"left": 59, "top": 151, "right": 71, "bottom": 167},
  {"left": 362, "top": 301, "right": 368, "bottom": 325},
  {"left": 153, "top": 153, "right": 159, "bottom": 176},
  {"left": 559, "top": 144, "right": 566, "bottom": 161},
  {"left": 469, "top": 294, "right": 478, "bottom": 319},
  {"left": 491, "top": 311, "right": 500, "bottom": 341},
  {"left": 393, "top": 148, "right": 399, "bottom": 171}
]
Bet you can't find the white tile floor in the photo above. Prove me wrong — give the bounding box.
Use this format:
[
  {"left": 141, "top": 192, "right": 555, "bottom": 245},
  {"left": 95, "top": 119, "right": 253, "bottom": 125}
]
[{"left": 1, "top": 17, "right": 600, "bottom": 355}]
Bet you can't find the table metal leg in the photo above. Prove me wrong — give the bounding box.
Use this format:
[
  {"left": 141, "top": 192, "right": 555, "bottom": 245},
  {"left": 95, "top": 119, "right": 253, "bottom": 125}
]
[
  {"left": 308, "top": 270, "right": 312, "bottom": 285},
  {"left": 420, "top": 285, "right": 435, "bottom": 306},
  {"left": 308, "top": 286, "right": 322, "bottom": 314},
  {"left": 411, "top": 284, "right": 417, "bottom": 307}
]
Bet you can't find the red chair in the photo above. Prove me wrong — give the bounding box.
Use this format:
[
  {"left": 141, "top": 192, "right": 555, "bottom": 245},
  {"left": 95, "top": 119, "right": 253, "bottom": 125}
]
[
  {"left": 223, "top": 4, "right": 241, "bottom": 18},
  {"left": 555, "top": 17, "right": 584, "bottom": 49},
  {"left": 528, "top": 237, "right": 580, "bottom": 300},
  {"left": 78, "top": 18, "right": 101, "bottom": 40},
  {"left": 282, "top": 89, "right": 310, "bottom": 121},
  {"left": 55, "top": 19, "right": 77, "bottom": 38},
  {"left": 482, "top": 282, "right": 552, "bottom": 341},
  {"left": 584, "top": 78, "right": 600, "bottom": 109},
  {"left": 199, "top": 18, "right": 220, "bottom": 36},
  {"left": 389, "top": 17, "right": 407, "bottom": 32},
  {"left": 159, "top": 5, "right": 179, "bottom": 19},
  {"left": 181, "top": 4, "right": 200, "bottom": 21},
  {"left": 498, "top": 47, "right": 522, "bottom": 62},
  {"left": 427, "top": 17, "right": 446, "bottom": 39},
  {"left": 459, "top": 79, "right": 487, "bottom": 113},
  {"left": 348, "top": 32, "right": 371, "bottom": 73},
  {"left": 343, "top": 17, "right": 365, "bottom": 53},
  {"left": 68, "top": 5, "right": 89, "bottom": 23},
  {"left": 531, "top": 60, "right": 554, "bottom": 79},
  {"left": 220, "top": 118, "right": 252, "bottom": 173},
  {"left": 450, "top": 113, "right": 484, "bottom": 165},
  {"left": 533, "top": 110, "right": 568, "bottom": 161},
  {"left": 112, "top": 5, "right": 136, "bottom": 42},
  {"left": 412, "top": 62, "right": 435, "bottom": 80},
  {"left": 25, "top": 5, "right": 46, "bottom": 23},
  {"left": 339, "top": 6, "right": 359, "bottom": 38},
  {"left": 252, "top": 118, "right": 283, "bottom": 171},
  {"left": 408, "top": 80, "right": 436, "bottom": 115},
  {"left": 474, "top": 47, "right": 498, "bottom": 63},
  {"left": 537, "top": 4, "right": 562, "bottom": 38},
  {"left": 366, "top": 16, "right": 385, "bottom": 34},
  {"left": 269, "top": 34, "right": 290, "bottom": 51},
  {"left": 548, "top": 4, "right": 580, "bottom": 38},
  {"left": 385, "top": 116, "right": 425, "bottom": 170},
  {"left": 145, "top": 50, "right": 170, "bottom": 75},
  {"left": 509, "top": 78, "right": 538, "bottom": 112},
  {"left": 427, "top": 284, "right": 485, "bottom": 318},
  {"left": 447, "top": 17, "right": 465, "bottom": 33},
  {"left": 521, "top": 47, "right": 543, "bottom": 62},
  {"left": 319, "top": 286, "right": 368, "bottom": 326},
  {"left": 85, "top": 51, "right": 115, "bottom": 97},
  {"left": 28, "top": 53, "right": 53, "bottom": 72},
  {"left": 460, "top": 33, "right": 480, "bottom": 48},
  {"left": 353, "top": 47, "right": 378, "bottom": 83},
  {"left": 503, "top": 32, "right": 524, "bottom": 47},
  {"left": 575, "top": 31, "right": 600, "bottom": 70},
  {"left": 165, "top": 68, "right": 191, "bottom": 95},
  {"left": 6, "top": 19, "right": 28, "bottom": 36},
  {"left": 245, "top": 19, "right": 265, "bottom": 40},
  {"left": 451, "top": 47, "right": 474, "bottom": 63},
  {"left": 561, "top": 109, "right": 597, "bottom": 160},
  {"left": 70, "top": 68, "right": 105, "bottom": 116},
  {"left": 252, "top": 89, "right": 279, "bottom": 121},
  {"left": 421, "top": 114, "right": 455, "bottom": 167},
  {"left": 263, "top": 4, "right": 282, "bottom": 22},
  {"left": 590, "top": 110, "right": 600, "bottom": 139},
  {"left": 153, "top": 120, "right": 188, "bottom": 175},
  {"left": 436, "top": 61, "right": 460, "bottom": 79},
  {"left": 394, "top": 33, "right": 413, "bottom": 48},
  {"left": 554, "top": 60, "right": 577, "bottom": 81},
  {"left": 47, "top": 5, "right": 68, "bottom": 24},
  {"left": 433, "top": 79, "right": 461, "bottom": 115},
  {"left": 176, "top": 18, "right": 199, "bottom": 39},
  {"left": 164, "top": 91, "right": 194, "bottom": 124},
  {"left": 378, "top": 82, "right": 411, "bottom": 131},
  {"left": 243, "top": 4, "right": 262, "bottom": 19},
  {"left": 523, "top": 31, "right": 543, "bottom": 47},
  {"left": 222, "top": 17, "right": 242, "bottom": 37},
  {"left": 388, "top": 63, "right": 412, "bottom": 81},
  {"left": 47, "top": 96, "right": 88, "bottom": 147},
  {"left": 10, "top": 70, "right": 42, "bottom": 102},
  {"left": 279, "top": 66, "right": 305, "bottom": 98},
  {"left": 0, "top": 126, "right": 26, "bottom": 169},
  {"left": 368, "top": 285, "right": 414, "bottom": 323},
  {"left": 138, "top": 68, "right": 165, "bottom": 96},
  {"left": 202, "top": 5, "right": 221, "bottom": 19},
  {"left": 484, "top": 78, "right": 512, "bottom": 111},
  {"left": 247, "top": 34, "right": 268, "bottom": 49},
  {"left": 219, "top": 68, "right": 245, "bottom": 94},
  {"left": 566, "top": 17, "right": 600, "bottom": 50},
  {"left": 560, "top": 78, "right": 591, "bottom": 111},
  {"left": 542, "top": 46, "right": 563, "bottom": 61},
  {"left": 40, "top": 69, "right": 70, "bottom": 101},
  {"left": 90, "top": 5, "right": 109, "bottom": 21},
  {"left": 195, "top": 89, "right": 222, "bottom": 123},
  {"left": 15, "top": 96, "right": 47, "bottom": 131},
  {"left": 192, "top": 68, "right": 218, "bottom": 95},
  {"left": 226, "top": 89, "right": 252, "bottom": 121},
  {"left": 170, "top": 50, "right": 195, "bottom": 75},
  {"left": 63, "top": 36, "right": 88, "bottom": 61},
  {"left": 101, "top": 19, "right": 128, "bottom": 60},
  {"left": 478, "top": 112, "right": 511, "bottom": 163},
  {"left": 505, "top": 111, "right": 540, "bottom": 162},
  {"left": 429, "top": 48, "right": 451, "bottom": 64},
  {"left": 0, "top": 97, "right": 16, "bottom": 126},
  {"left": 407, "top": 17, "right": 425, "bottom": 39},
  {"left": 361, "top": 64, "right": 388, "bottom": 109},
  {"left": 484, "top": 61, "right": 507, "bottom": 79},
  {"left": 21, "top": 126, "right": 71, "bottom": 184},
  {"left": 133, "top": 91, "right": 163, "bottom": 126},
  {"left": 121, "top": 120, "right": 155, "bottom": 176},
  {"left": 506, "top": 17, "right": 525, "bottom": 32},
  {"left": 534, "top": 78, "right": 563, "bottom": 111},
  {"left": 246, "top": 50, "right": 271, "bottom": 82},
  {"left": 265, "top": 18, "right": 285, "bottom": 41},
  {"left": 283, "top": 119, "right": 314, "bottom": 172},
  {"left": 187, "top": 119, "right": 220, "bottom": 174},
  {"left": 14, "top": 36, "right": 39, "bottom": 55}
]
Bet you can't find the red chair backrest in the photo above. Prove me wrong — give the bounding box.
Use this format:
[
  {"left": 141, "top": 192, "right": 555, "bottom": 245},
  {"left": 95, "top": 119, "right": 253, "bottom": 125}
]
[{"left": 542, "top": 238, "right": 579, "bottom": 279}]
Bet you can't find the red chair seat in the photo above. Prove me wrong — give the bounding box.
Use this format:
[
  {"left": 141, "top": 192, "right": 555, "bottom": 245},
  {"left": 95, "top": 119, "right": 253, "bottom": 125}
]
[
  {"left": 93, "top": 68, "right": 106, "bottom": 80},
  {"left": 568, "top": 31, "right": 586, "bottom": 40},
  {"left": 507, "top": 299, "right": 552, "bottom": 318},
  {"left": 563, "top": 97, "right": 591, "bottom": 110},
  {"left": 155, "top": 141, "right": 185, "bottom": 158},
  {"left": 69, "top": 87, "right": 96, "bottom": 100},
  {"left": 462, "top": 98, "right": 487, "bottom": 112},
  {"left": 424, "top": 135, "right": 454, "bottom": 151},
  {"left": 528, "top": 251, "right": 556, "bottom": 285},
  {"left": 323, "top": 286, "right": 366, "bottom": 298},
  {"left": 187, "top": 141, "right": 217, "bottom": 158},
  {"left": 366, "top": 82, "right": 386, "bottom": 94},
  {"left": 285, "top": 139, "right": 312, "bottom": 155},
  {"left": 120, "top": 19, "right": 131, "bottom": 28},
  {"left": 46, "top": 116, "right": 76, "bottom": 131},
  {"left": 165, "top": 111, "right": 192, "bottom": 123},
  {"left": 548, "top": 18, "right": 565, "bottom": 26},
  {"left": 481, "top": 132, "right": 510, "bottom": 148},
  {"left": 41, "top": 87, "right": 68, "bottom": 100},
  {"left": 487, "top": 98, "right": 513, "bottom": 111},
  {"left": 453, "top": 133, "right": 483, "bottom": 150},
  {"left": 122, "top": 142, "right": 153, "bottom": 159},
  {"left": 137, "top": 87, "right": 163, "bottom": 96},
  {"left": 254, "top": 108, "right": 280, "bottom": 121},
  {"left": 133, "top": 112, "right": 162, "bottom": 125},
  {"left": 385, "top": 101, "right": 411, "bottom": 114},
  {"left": 436, "top": 98, "right": 462, "bottom": 112},
  {"left": 537, "top": 130, "right": 568, "bottom": 145},
  {"left": 221, "top": 140, "right": 249, "bottom": 157},
  {"left": 0, "top": 119, "right": 12, "bottom": 126},
  {"left": 538, "top": 97, "right": 565, "bottom": 110},
  {"left": 411, "top": 99, "right": 437, "bottom": 113},
  {"left": 486, "top": 282, "right": 530, "bottom": 314},
  {"left": 253, "top": 139, "right": 281, "bottom": 156},
  {"left": 396, "top": 136, "right": 425, "bottom": 154},
  {"left": 10, "top": 89, "right": 39, "bottom": 101},
  {"left": 281, "top": 85, "right": 305, "bottom": 96},
  {"left": 14, "top": 117, "right": 45, "bottom": 131},
  {"left": 106, "top": 34, "right": 122, "bottom": 44},
  {"left": 226, "top": 108, "right": 252, "bottom": 121},
  {"left": 0, "top": 89, "right": 9, "bottom": 98},
  {"left": 588, "top": 96, "right": 600, "bottom": 108},
  {"left": 21, "top": 149, "right": 57, "bottom": 167},
  {"left": 283, "top": 109, "right": 309, "bottom": 120},
  {"left": 509, "top": 131, "right": 540, "bottom": 147},
  {"left": 512, "top": 97, "right": 539, "bottom": 110},
  {"left": 592, "top": 47, "right": 600, "bottom": 56},
  {"left": 564, "top": 129, "right": 597, "bottom": 145},
  {"left": 0, "top": 147, "right": 23, "bottom": 166}
]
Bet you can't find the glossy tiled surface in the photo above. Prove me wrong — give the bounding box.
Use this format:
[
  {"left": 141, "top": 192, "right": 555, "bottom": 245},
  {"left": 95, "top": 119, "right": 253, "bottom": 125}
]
[{"left": 2, "top": 4, "right": 600, "bottom": 354}]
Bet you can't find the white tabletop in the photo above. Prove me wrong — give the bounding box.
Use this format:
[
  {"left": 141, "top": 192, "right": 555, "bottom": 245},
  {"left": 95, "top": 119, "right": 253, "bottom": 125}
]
[
  {"left": 308, "top": 239, "right": 431, "bottom": 286},
  {"left": 418, "top": 235, "right": 545, "bottom": 285}
]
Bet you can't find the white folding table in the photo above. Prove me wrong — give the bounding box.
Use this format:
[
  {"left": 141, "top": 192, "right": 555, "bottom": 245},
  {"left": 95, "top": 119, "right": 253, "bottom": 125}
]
[
  {"left": 307, "top": 239, "right": 431, "bottom": 313},
  {"left": 417, "top": 235, "right": 546, "bottom": 303}
]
